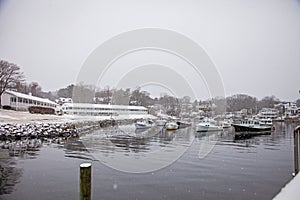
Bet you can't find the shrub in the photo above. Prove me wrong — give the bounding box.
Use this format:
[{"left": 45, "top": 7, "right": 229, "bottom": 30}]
[
  {"left": 2, "top": 105, "right": 12, "bottom": 110},
  {"left": 28, "top": 106, "right": 55, "bottom": 115}
]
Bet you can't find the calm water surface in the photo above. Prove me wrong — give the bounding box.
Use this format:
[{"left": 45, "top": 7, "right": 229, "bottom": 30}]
[{"left": 0, "top": 122, "right": 297, "bottom": 200}]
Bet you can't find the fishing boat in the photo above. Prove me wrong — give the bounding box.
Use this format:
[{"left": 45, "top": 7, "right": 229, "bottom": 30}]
[
  {"left": 135, "top": 120, "right": 153, "bottom": 129},
  {"left": 165, "top": 121, "right": 179, "bottom": 130},
  {"left": 220, "top": 119, "right": 232, "bottom": 129},
  {"left": 232, "top": 118, "right": 272, "bottom": 132},
  {"left": 176, "top": 120, "right": 192, "bottom": 128},
  {"left": 156, "top": 116, "right": 168, "bottom": 126},
  {"left": 196, "top": 118, "right": 223, "bottom": 132}
]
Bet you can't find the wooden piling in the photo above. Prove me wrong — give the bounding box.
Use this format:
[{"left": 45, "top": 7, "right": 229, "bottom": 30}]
[
  {"left": 294, "top": 126, "right": 300, "bottom": 176},
  {"left": 79, "top": 163, "right": 92, "bottom": 200}
]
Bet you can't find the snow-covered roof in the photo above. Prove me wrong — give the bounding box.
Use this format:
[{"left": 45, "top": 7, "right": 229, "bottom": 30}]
[
  {"left": 61, "top": 103, "right": 148, "bottom": 110},
  {"left": 4, "top": 90, "right": 57, "bottom": 105}
]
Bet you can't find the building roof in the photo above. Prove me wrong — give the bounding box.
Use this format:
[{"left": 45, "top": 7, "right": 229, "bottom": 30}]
[
  {"left": 61, "top": 103, "right": 148, "bottom": 110},
  {"left": 4, "top": 90, "right": 57, "bottom": 105}
]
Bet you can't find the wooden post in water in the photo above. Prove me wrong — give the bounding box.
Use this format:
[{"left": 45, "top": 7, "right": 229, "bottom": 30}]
[
  {"left": 294, "top": 126, "right": 300, "bottom": 176},
  {"left": 79, "top": 163, "right": 92, "bottom": 200}
]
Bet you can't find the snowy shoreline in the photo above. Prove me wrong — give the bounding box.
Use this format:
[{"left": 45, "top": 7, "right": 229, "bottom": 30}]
[{"left": 0, "top": 109, "right": 156, "bottom": 140}]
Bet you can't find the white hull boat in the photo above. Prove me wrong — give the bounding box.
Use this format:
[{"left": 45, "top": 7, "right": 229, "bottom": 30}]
[
  {"left": 156, "top": 119, "right": 167, "bottom": 126},
  {"left": 165, "top": 122, "right": 179, "bottom": 130},
  {"left": 259, "top": 118, "right": 273, "bottom": 126},
  {"left": 221, "top": 119, "right": 232, "bottom": 129},
  {"left": 135, "top": 120, "right": 153, "bottom": 129},
  {"left": 196, "top": 118, "right": 223, "bottom": 132}
]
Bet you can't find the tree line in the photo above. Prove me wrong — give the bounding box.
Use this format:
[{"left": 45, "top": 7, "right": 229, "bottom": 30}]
[{"left": 1, "top": 59, "right": 299, "bottom": 113}]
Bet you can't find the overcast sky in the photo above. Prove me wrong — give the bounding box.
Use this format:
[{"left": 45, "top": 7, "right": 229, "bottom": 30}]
[{"left": 0, "top": 0, "right": 299, "bottom": 101}]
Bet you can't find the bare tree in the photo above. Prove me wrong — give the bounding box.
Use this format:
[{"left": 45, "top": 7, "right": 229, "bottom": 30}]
[
  {"left": 57, "top": 84, "right": 74, "bottom": 98},
  {"left": 29, "top": 82, "right": 42, "bottom": 97},
  {"left": 72, "top": 83, "right": 95, "bottom": 103},
  {"left": 0, "top": 60, "right": 24, "bottom": 106},
  {"left": 296, "top": 99, "right": 300, "bottom": 107}
]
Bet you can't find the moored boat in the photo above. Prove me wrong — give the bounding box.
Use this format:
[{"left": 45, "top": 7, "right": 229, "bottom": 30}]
[
  {"left": 156, "top": 117, "right": 167, "bottom": 126},
  {"left": 177, "top": 120, "right": 192, "bottom": 128},
  {"left": 220, "top": 119, "right": 232, "bottom": 129},
  {"left": 196, "top": 118, "right": 223, "bottom": 132},
  {"left": 135, "top": 120, "right": 153, "bottom": 129},
  {"left": 259, "top": 118, "right": 273, "bottom": 126},
  {"left": 165, "top": 121, "right": 179, "bottom": 130},
  {"left": 232, "top": 119, "right": 272, "bottom": 132}
]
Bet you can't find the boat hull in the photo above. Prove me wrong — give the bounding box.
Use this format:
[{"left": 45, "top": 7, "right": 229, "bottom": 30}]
[
  {"left": 166, "top": 127, "right": 178, "bottom": 130},
  {"left": 135, "top": 122, "right": 152, "bottom": 129},
  {"left": 177, "top": 121, "right": 192, "bottom": 128},
  {"left": 196, "top": 125, "right": 223, "bottom": 132},
  {"left": 232, "top": 124, "right": 271, "bottom": 132},
  {"left": 165, "top": 122, "right": 179, "bottom": 130}
]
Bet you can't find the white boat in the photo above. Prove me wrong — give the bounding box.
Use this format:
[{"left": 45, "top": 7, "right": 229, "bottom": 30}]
[
  {"left": 156, "top": 116, "right": 168, "bottom": 126},
  {"left": 221, "top": 119, "right": 232, "bottom": 128},
  {"left": 156, "top": 119, "right": 167, "bottom": 126},
  {"left": 135, "top": 120, "right": 153, "bottom": 129},
  {"left": 196, "top": 118, "right": 223, "bottom": 132},
  {"left": 177, "top": 120, "right": 192, "bottom": 128},
  {"left": 165, "top": 121, "right": 179, "bottom": 130},
  {"left": 156, "top": 111, "right": 168, "bottom": 126},
  {"left": 259, "top": 118, "right": 273, "bottom": 126}
]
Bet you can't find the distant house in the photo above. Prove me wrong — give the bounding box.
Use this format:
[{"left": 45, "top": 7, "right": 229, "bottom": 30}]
[
  {"left": 284, "top": 102, "right": 298, "bottom": 117},
  {"left": 1, "top": 90, "right": 57, "bottom": 111},
  {"left": 60, "top": 103, "right": 148, "bottom": 116},
  {"left": 258, "top": 108, "right": 279, "bottom": 119},
  {"left": 55, "top": 97, "right": 73, "bottom": 105}
]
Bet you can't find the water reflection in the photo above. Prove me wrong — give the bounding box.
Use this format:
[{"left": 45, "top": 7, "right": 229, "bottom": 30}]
[
  {"left": 194, "top": 131, "right": 224, "bottom": 159},
  {"left": 63, "top": 139, "right": 94, "bottom": 161},
  {"left": 0, "top": 159, "right": 22, "bottom": 195},
  {"left": 0, "top": 137, "right": 79, "bottom": 195},
  {"left": 0, "top": 139, "right": 42, "bottom": 159},
  {"left": 80, "top": 125, "right": 195, "bottom": 173},
  {"left": 0, "top": 122, "right": 299, "bottom": 199},
  {"left": 0, "top": 139, "right": 42, "bottom": 195}
]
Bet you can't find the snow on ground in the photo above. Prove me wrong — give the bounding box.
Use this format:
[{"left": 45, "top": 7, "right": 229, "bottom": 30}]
[
  {"left": 0, "top": 113, "right": 17, "bottom": 120},
  {"left": 273, "top": 173, "right": 300, "bottom": 200},
  {"left": 0, "top": 109, "right": 156, "bottom": 124}
]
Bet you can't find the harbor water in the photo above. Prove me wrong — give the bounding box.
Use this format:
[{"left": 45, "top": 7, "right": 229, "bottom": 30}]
[{"left": 0, "top": 122, "right": 297, "bottom": 200}]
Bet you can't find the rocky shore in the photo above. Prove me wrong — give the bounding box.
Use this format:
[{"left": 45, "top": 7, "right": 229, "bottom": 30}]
[
  {"left": 0, "top": 109, "right": 155, "bottom": 141},
  {"left": 0, "top": 119, "right": 121, "bottom": 140}
]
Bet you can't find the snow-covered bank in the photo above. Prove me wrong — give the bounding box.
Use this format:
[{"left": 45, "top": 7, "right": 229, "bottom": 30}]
[
  {"left": 0, "top": 109, "right": 155, "bottom": 124},
  {"left": 0, "top": 109, "right": 156, "bottom": 140}
]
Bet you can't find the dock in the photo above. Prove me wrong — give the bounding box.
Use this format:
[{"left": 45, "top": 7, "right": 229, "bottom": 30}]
[
  {"left": 273, "top": 173, "right": 300, "bottom": 200},
  {"left": 273, "top": 126, "right": 300, "bottom": 199}
]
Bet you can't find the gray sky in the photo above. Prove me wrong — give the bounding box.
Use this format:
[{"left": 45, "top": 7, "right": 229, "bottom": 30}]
[{"left": 0, "top": 0, "right": 300, "bottom": 101}]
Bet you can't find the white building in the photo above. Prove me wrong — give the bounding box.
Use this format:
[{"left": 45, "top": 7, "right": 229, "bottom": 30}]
[
  {"left": 259, "top": 108, "right": 279, "bottom": 119},
  {"left": 284, "top": 102, "right": 298, "bottom": 117},
  {"left": 60, "top": 103, "right": 148, "bottom": 116},
  {"left": 55, "top": 97, "right": 73, "bottom": 105},
  {"left": 1, "top": 90, "right": 57, "bottom": 111}
]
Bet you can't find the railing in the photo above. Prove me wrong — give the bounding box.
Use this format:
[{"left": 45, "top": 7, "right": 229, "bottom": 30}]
[{"left": 294, "top": 126, "right": 300, "bottom": 176}]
